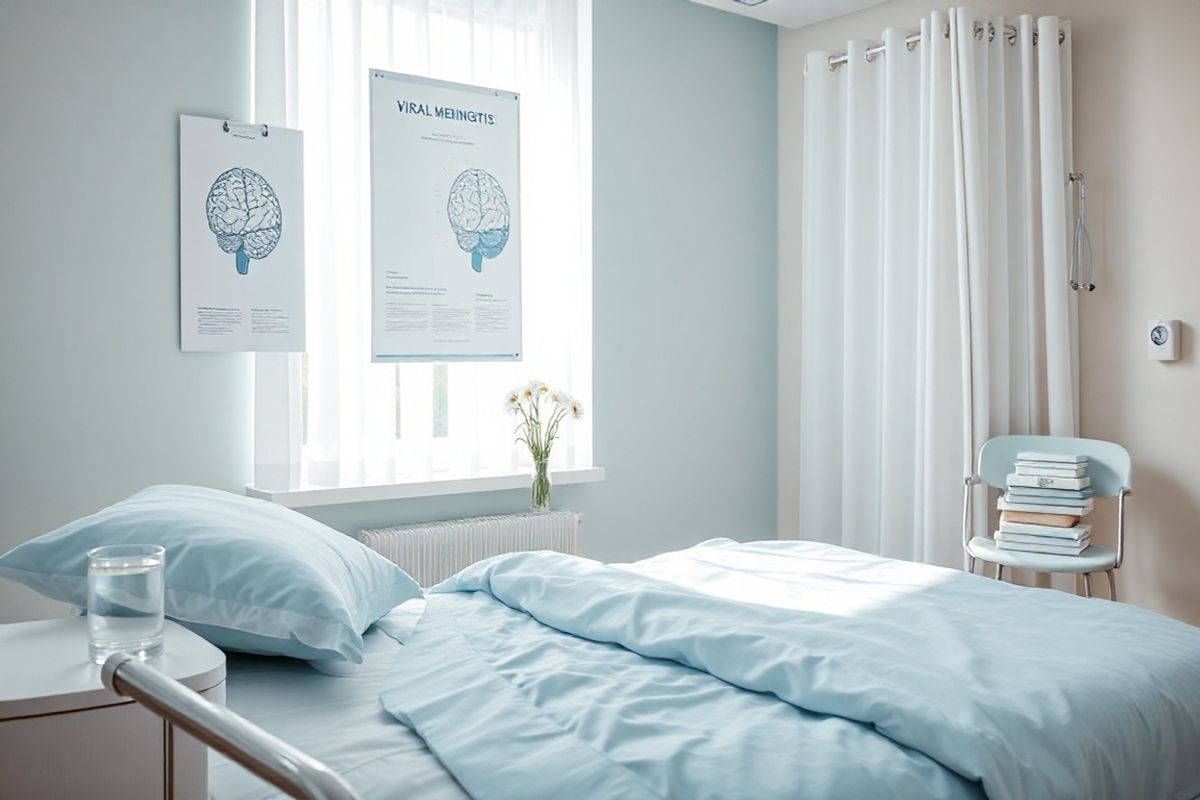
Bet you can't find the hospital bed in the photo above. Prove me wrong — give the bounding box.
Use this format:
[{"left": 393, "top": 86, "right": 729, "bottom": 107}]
[
  {"left": 104, "top": 539, "right": 1200, "bottom": 800},
  {"left": 105, "top": 613, "right": 459, "bottom": 800}
]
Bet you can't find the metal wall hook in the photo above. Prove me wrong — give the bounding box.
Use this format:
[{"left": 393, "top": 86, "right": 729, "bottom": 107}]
[{"left": 1068, "top": 172, "right": 1095, "bottom": 292}]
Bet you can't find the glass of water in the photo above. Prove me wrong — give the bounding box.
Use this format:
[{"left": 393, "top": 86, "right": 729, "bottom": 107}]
[{"left": 87, "top": 544, "right": 165, "bottom": 665}]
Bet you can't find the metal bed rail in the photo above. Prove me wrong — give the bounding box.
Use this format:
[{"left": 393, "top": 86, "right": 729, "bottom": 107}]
[{"left": 102, "top": 653, "right": 360, "bottom": 800}]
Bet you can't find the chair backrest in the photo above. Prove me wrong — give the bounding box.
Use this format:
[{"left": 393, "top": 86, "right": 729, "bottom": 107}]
[{"left": 977, "top": 435, "right": 1132, "bottom": 497}]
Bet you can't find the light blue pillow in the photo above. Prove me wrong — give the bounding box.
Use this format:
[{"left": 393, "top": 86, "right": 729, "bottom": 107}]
[{"left": 0, "top": 485, "right": 421, "bottom": 663}]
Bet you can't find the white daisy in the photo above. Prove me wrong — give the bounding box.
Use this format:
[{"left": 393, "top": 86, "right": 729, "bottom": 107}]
[
  {"left": 569, "top": 398, "right": 584, "bottom": 420},
  {"left": 503, "top": 389, "right": 521, "bottom": 414}
]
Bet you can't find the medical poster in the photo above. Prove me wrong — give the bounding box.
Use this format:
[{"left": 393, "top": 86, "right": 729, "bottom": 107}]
[
  {"left": 179, "top": 114, "right": 305, "bottom": 352},
  {"left": 369, "top": 70, "right": 522, "bottom": 361}
]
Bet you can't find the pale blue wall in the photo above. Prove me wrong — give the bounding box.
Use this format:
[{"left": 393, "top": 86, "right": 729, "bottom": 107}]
[
  {"left": 310, "top": 0, "right": 779, "bottom": 562},
  {"left": 581, "top": 0, "right": 778, "bottom": 559},
  {"left": 0, "top": 0, "right": 254, "bottom": 621},
  {"left": 0, "top": 0, "right": 776, "bottom": 621}
]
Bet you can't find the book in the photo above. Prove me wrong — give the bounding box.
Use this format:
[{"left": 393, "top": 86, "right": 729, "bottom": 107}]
[
  {"left": 995, "top": 534, "right": 1090, "bottom": 555},
  {"left": 998, "top": 497, "right": 1092, "bottom": 515},
  {"left": 1015, "top": 462, "right": 1088, "bottom": 478},
  {"left": 1005, "top": 486, "right": 1094, "bottom": 499},
  {"left": 1000, "top": 510, "right": 1079, "bottom": 528},
  {"left": 997, "top": 532, "right": 1091, "bottom": 547},
  {"left": 999, "top": 522, "right": 1092, "bottom": 540},
  {"left": 1007, "top": 473, "right": 1091, "bottom": 491},
  {"left": 1005, "top": 492, "right": 1093, "bottom": 508},
  {"left": 1016, "top": 452, "right": 1088, "bottom": 464}
]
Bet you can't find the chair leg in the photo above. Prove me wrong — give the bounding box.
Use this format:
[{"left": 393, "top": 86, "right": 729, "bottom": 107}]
[
  {"left": 1083, "top": 573, "right": 1092, "bottom": 598},
  {"left": 968, "top": 556, "right": 976, "bottom": 574},
  {"left": 1106, "top": 569, "right": 1117, "bottom": 602},
  {"left": 995, "top": 563, "right": 1004, "bottom": 582}
]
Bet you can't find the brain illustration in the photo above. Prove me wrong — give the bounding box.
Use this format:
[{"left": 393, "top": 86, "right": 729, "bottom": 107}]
[
  {"left": 206, "top": 167, "right": 282, "bottom": 275},
  {"left": 446, "top": 168, "right": 510, "bottom": 273}
]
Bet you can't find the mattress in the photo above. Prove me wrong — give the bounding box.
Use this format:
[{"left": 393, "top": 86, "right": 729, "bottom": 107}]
[{"left": 208, "top": 603, "right": 467, "bottom": 800}]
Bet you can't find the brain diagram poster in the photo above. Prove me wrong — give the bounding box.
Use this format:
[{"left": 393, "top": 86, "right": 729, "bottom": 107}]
[
  {"left": 179, "top": 115, "right": 305, "bottom": 352},
  {"left": 369, "top": 70, "right": 522, "bottom": 361}
]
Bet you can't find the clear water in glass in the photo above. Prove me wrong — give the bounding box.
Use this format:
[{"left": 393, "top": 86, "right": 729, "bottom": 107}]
[{"left": 87, "top": 544, "right": 165, "bottom": 664}]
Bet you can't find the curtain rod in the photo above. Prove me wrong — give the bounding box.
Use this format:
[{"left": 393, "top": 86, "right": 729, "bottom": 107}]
[{"left": 826, "top": 21, "right": 1066, "bottom": 71}]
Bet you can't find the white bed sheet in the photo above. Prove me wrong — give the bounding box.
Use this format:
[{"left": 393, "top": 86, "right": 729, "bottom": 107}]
[{"left": 209, "top": 602, "right": 466, "bottom": 800}]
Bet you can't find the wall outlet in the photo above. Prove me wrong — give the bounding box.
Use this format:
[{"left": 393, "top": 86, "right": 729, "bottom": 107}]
[{"left": 1148, "top": 319, "right": 1180, "bottom": 361}]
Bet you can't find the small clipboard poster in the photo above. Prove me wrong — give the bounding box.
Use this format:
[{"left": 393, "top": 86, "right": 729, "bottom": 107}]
[{"left": 179, "top": 114, "right": 305, "bottom": 352}]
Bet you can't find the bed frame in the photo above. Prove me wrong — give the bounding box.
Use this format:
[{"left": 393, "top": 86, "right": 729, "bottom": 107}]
[{"left": 101, "top": 653, "right": 359, "bottom": 800}]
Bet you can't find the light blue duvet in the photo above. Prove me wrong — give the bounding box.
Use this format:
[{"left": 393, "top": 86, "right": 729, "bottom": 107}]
[{"left": 380, "top": 540, "right": 1200, "bottom": 799}]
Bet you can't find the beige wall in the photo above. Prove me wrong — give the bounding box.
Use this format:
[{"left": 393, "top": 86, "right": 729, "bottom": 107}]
[{"left": 779, "top": 0, "right": 1200, "bottom": 624}]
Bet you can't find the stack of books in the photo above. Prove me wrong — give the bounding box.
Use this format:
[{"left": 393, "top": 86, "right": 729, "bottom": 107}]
[{"left": 995, "top": 452, "right": 1093, "bottom": 556}]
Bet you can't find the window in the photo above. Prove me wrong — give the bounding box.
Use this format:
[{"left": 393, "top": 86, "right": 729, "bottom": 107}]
[{"left": 253, "top": 0, "right": 591, "bottom": 490}]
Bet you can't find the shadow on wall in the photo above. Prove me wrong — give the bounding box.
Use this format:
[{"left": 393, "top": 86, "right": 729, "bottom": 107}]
[{"left": 1123, "top": 461, "right": 1200, "bottom": 625}]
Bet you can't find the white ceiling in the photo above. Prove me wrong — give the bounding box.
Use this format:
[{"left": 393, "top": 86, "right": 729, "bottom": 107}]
[{"left": 689, "top": 0, "right": 889, "bottom": 29}]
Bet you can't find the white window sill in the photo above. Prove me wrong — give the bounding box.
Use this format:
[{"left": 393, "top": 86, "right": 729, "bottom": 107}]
[{"left": 246, "top": 466, "right": 605, "bottom": 509}]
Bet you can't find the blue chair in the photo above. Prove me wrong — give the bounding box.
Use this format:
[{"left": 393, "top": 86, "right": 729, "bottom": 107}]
[{"left": 963, "top": 435, "right": 1132, "bottom": 599}]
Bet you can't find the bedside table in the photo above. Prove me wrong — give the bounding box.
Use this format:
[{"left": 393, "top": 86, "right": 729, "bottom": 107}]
[{"left": 0, "top": 617, "right": 225, "bottom": 799}]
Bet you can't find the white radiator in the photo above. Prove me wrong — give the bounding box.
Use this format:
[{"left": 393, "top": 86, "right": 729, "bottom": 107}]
[{"left": 358, "top": 511, "right": 579, "bottom": 587}]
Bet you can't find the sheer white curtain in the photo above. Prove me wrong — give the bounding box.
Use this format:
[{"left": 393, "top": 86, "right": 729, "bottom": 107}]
[
  {"left": 253, "top": 0, "right": 592, "bottom": 490},
  {"left": 798, "top": 9, "right": 1076, "bottom": 567}
]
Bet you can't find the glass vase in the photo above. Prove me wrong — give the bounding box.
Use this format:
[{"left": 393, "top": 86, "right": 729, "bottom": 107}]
[{"left": 531, "top": 459, "right": 551, "bottom": 512}]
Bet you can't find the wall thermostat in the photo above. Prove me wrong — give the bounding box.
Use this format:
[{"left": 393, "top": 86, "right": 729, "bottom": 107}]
[{"left": 1148, "top": 319, "right": 1180, "bottom": 361}]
